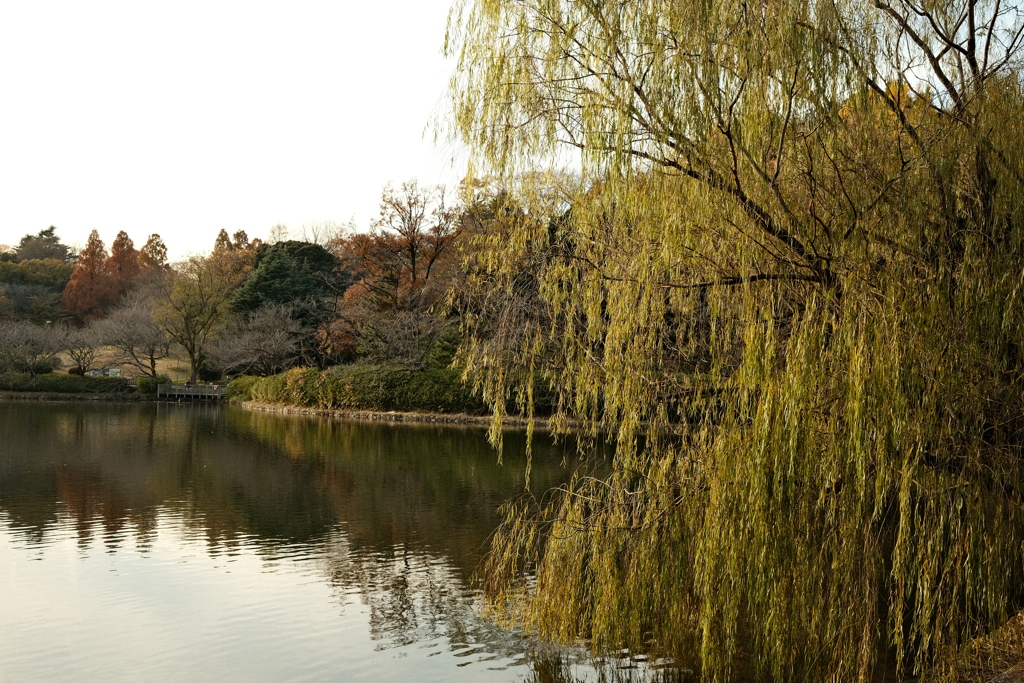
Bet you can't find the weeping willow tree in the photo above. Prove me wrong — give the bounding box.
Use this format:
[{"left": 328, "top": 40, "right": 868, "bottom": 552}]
[{"left": 446, "top": 0, "right": 1024, "bottom": 680}]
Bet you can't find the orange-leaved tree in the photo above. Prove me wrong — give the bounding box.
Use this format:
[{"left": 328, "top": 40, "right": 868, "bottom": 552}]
[
  {"left": 326, "top": 181, "right": 463, "bottom": 365},
  {"left": 339, "top": 180, "right": 460, "bottom": 312},
  {"left": 105, "top": 230, "right": 140, "bottom": 301},
  {"left": 61, "top": 230, "right": 115, "bottom": 323}
]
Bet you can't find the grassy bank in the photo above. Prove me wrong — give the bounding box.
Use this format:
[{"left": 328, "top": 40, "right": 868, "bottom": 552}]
[{"left": 227, "top": 364, "right": 488, "bottom": 415}]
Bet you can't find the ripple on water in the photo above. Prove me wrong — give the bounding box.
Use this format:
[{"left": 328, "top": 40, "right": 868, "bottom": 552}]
[
  {"left": 0, "top": 401, "right": 621, "bottom": 683},
  {"left": 1, "top": 506, "right": 577, "bottom": 682}
]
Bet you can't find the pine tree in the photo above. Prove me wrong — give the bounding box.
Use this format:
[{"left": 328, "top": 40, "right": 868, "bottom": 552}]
[
  {"left": 230, "top": 246, "right": 316, "bottom": 315},
  {"left": 14, "top": 226, "right": 72, "bottom": 262}
]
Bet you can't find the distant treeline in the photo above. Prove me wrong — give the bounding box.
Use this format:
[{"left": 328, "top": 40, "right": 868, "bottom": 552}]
[{"left": 0, "top": 177, "right": 518, "bottom": 396}]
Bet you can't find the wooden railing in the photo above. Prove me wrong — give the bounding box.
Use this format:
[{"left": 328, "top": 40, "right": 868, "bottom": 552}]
[{"left": 157, "top": 384, "right": 227, "bottom": 400}]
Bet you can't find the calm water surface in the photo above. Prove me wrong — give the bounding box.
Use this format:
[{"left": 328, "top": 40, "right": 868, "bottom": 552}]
[{"left": 0, "top": 401, "right": 604, "bottom": 682}]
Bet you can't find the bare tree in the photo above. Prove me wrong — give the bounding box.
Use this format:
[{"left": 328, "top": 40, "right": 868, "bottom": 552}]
[
  {"left": 266, "top": 224, "right": 290, "bottom": 244},
  {"left": 208, "top": 303, "right": 304, "bottom": 376},
  {"left": 0, "top": 321, "right": 63, "bottom": 376},
  {"left": 58, "top": 324, "right": 101, "bottom": 374},
  {"left": 95, "top": 295, "right": 172, "bottom": 377},
  {"left": 154, "top": 256, "right": 240, "bottom": 383},
  {"left": 357, "top": 310, "right": 449, "bottom": 369},
  {"left": 300, "top": 220, "right": 351, "bottom": 247}
]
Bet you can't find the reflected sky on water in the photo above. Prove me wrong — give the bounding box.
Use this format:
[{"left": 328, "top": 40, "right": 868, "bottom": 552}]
[{"left": 0, "top": 401, "right": 611, "bottom": 682}]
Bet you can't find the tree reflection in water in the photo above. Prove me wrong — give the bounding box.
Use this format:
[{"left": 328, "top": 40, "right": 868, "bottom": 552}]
[{"left": 0, "top": 400, "right": 639, "bottom": 681}]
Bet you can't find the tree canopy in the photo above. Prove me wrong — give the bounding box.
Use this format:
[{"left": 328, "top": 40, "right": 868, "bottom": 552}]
[
  {"left": 449, "top": 0, "right": 1024, "bottom": 680},
  {"left": 231, "top": 245, "right": 320, "bottom": 314},
  {"left": 138, "top": 233, "right": 169, "bottom": 274},
  {"left": 256, "top": 240, "right": 338, "bottom": 278},
  {"left": 154, "top": 256, "right": 241, "bottom": 383},
  {"left": 14, "top": 226, "right": 73, "bottom": 263},
  {"left": 106, "top": 230, "right": 139, "bottom": 299},
  {"left": 61, "top": 230, "right": 114, "bottom": 323}
]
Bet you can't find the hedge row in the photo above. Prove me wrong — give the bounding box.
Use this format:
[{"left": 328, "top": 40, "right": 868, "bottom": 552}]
[
  {"left": 0, "top": 372, "right": 134, "bottom": 394},
  {"left": 229, "top": 364, "right": 488, "bottom": 415}
]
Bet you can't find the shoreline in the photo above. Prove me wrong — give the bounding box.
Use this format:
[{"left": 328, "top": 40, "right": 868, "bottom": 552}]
[
  {"left": 0, "top": 390, "right": 582, "bottom": 435},
  {"left": 236, "top": 400, "right": 557, "bottom": 430},
  {"left": 0, "top": 391, "right": 558, "bottom": 430},
  {"left": 0, "top": 390, "right": 147, "bottom": 402}
]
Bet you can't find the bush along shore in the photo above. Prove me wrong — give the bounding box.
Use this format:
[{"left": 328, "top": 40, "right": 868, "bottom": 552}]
[
  {"left": 227, "top": 364, "right": 488, "bottom": 417},
  {"left": 0, "top": 372, "right": 176, "bottom": 400},
  {"left": 0, "top": 365, "right": 544, "bottom": 427},
  {"left": 0, "top": 366, "right": 491, "bottom": 417},
  {"left": 0, "top": 371, "right": 137, "bottom": 398}
]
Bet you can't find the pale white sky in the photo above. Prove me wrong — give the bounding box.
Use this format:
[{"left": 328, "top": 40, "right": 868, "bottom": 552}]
[{"left": 0, "top": 1, "right": 464, "bottom": 259}]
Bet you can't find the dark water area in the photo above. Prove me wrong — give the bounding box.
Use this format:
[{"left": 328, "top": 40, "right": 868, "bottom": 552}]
[{"left": 0, "top": 401, "right": 610, "bottom": 682}]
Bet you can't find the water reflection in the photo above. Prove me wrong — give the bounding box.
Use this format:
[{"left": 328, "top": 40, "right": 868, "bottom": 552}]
[{"left": 0, "top": 401, "right": 618, "bottom": 682}]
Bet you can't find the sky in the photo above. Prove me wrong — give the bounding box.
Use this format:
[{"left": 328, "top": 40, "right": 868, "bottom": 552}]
[{"left": 0, "top": 1, "right": 465, "bottom": 260}]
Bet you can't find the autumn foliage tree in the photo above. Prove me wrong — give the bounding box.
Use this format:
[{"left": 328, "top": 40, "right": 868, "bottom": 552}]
[
  {"left": 61, "top": 230, "right": 115, "bottom": 323},
  {"left": 329, "top": 181, "right": 461, "bottom": 363},
  {"left": 138, "top": 234, "right": 169, "bottom": 275},
  {"left": 347, "top": 181, "right": 459, "bottom": 310},
  {"left": 105, "top": 231, "right": 139, "bottom": 300},
  {"left": 207, "top": 229, "right": 259, "bottom": 290}
]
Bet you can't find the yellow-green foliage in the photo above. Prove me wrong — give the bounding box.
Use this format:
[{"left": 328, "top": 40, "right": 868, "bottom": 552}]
[
  {"left": 449, "top": 0, "right": 1024, "bottom": 680},
  {"left": 0, "top": 259, "right": 75, "bottom": 289},
  {"left": 137, "top": 375, "right": 171, "bottom": 395},
  {"left": 237, "top": 364, "right": 487, "bottom": 415}
]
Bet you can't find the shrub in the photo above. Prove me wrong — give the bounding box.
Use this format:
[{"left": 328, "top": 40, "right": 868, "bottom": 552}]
[
  {"left": 225, "top": 375, "right": 261, "bottom": 401},
  {"left": 0, "top": 372, "right": 133, "bottom": 394},
  {"left": 243, "top": 363, "right": 488, "bottom": 414},
  {"left": 423, "top": 327, "right": 462, "bottom": 369},
  {"left": 197, "top": 366, "right": 223, "bottom": 382},
  {"left": 11, "top": 359, "right": 59, "bottom": 376},
  {"left": 137, "top": 374, "right": 170, "bottom": 395}
]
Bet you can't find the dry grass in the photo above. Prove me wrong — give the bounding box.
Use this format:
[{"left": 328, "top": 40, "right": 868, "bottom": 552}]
[
  {"left": 933, "top": 612, "right": 1024, "bottom": 683},
  {"left": 53, "top": 347, "right": 191, "bottom": 381}
]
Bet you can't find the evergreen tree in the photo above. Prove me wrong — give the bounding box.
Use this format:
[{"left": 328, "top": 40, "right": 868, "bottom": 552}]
[
  {"left": 14, "top": 226, "right": 72, "bottom": 262},
  {"left": 231, "top": 245, "right": 317, "bottom": 315},
  {"left": 254, "top": 240, "right": 338, "bottom": 280}
]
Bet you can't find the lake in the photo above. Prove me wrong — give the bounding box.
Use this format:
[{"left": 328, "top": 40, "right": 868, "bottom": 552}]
[{"left": 0, "top": 400, "right": 610, "bottom": 682}]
